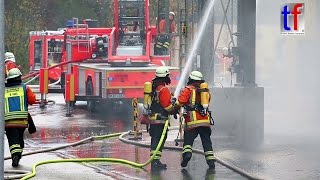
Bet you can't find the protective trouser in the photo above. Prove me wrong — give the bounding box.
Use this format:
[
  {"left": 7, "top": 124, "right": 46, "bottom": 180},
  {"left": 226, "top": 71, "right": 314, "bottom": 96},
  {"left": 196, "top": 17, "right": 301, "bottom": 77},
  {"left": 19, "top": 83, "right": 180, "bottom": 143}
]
[
  {"left": 5, "top": 128, "right": 26, "bottom": 158},
  {"left": 149, "top": 124, "right": 168, "bottom": 160},
  {"left": 155, "top": 35, "right": 171, "bottom": 55},
  {"left": 182, "top": 127, "right": 215, "bottom": 166}
]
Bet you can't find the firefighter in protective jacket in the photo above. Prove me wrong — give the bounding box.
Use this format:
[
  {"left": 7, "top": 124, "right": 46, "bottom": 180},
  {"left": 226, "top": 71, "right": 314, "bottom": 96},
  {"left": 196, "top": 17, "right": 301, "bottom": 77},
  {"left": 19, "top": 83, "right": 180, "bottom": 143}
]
[
  {"left": 4, "top": 52, "right": 37, "bottom": 135},
  {"left": 4, "top": 52, "right": 19, "bottom": 78},
  {"left": 174, "top": 71, "right": 215, "bottom": 169},
  {"left": 5, "top": 68, "right": 37, "bottom": 167},
  {"left": 148, "top": 66, "right": 176, "bottom": 170},
  {"left": 155, "top": 12, "right": 177, "bottom": 55}
]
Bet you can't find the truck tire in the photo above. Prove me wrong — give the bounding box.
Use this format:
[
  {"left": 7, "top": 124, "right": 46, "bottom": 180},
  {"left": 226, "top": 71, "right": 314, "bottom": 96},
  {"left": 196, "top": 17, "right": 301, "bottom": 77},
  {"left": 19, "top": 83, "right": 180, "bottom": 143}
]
[
  {"left": 61, "top": 72, "right": 66, "bottom": 90},
  {"left": 86, "top": 78, "right": 96, "bottom": 112}
]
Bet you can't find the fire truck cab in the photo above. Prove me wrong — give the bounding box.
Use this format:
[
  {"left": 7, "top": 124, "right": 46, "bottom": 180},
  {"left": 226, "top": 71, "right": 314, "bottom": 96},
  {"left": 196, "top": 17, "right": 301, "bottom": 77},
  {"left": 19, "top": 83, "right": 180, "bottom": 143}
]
[{"left": 29, "top": 30, "right": 65, "bottom": 82}]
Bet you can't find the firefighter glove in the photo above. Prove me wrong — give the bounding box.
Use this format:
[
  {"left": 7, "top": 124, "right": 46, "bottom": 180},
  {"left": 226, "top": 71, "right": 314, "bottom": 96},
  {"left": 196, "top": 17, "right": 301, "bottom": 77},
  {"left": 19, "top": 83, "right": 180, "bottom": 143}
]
[{"left": 28, "top": 113, "right": 37, "bottom": 134}]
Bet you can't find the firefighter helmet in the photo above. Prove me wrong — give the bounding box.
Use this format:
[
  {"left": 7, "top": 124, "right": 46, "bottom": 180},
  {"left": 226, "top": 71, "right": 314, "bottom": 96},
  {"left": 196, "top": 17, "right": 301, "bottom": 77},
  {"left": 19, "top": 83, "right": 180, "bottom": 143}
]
[
  {"left": 7, "top": 68, "right": 22, "bottom": 80},
  {"left": 155, "top": 66, "right": 170, "bottom": 77},
  {"left": 5, "top": 52, "right": 15, "bottom": 62},
  {"left": 189, "top": 71, "right": 203, "bottom": 81}
]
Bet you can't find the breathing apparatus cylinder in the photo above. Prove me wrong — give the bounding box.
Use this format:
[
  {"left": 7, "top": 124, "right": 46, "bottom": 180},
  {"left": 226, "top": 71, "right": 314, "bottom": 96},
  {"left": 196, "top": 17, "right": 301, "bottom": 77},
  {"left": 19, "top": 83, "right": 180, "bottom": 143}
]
[
  {"left": 200, "top": 82, "right": 209, "bottom": 111},
  {"left": 143, "top": 82, "right": 152, "bottom": 110}
]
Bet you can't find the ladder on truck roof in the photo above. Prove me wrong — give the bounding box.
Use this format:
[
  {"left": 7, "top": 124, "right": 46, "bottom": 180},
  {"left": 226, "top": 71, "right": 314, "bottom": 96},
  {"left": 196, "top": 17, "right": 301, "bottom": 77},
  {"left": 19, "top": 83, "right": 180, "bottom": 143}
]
[{"left": 70, "top": 18, "right": 90, "bottom": 53}]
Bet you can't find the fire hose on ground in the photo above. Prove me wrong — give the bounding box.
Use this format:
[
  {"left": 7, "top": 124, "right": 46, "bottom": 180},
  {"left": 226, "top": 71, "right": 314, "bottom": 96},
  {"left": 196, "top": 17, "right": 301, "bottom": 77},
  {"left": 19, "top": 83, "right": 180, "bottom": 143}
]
[
  {"left": 4, "top": 120, "right": 169, "bottom": 180},
  {"left": 3, "top": 120, "right": 263, "bottom": 180}
]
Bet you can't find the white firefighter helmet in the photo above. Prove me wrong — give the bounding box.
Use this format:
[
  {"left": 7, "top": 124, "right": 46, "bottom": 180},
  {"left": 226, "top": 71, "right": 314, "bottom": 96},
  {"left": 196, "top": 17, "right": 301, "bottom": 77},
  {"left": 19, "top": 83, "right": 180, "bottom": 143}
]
[
  {"left": 155, "top": 66, "right": 170, "bottom": 77},
  {"left": 189, "top": 71, "right": 203, "bottom": 81},
  {"left": 222, "top": 47, "right": 229, "bottom": 57},
  {"left": 5, "top": 52, "right": 15, "bottom": 63},
  {"left": 169, "top": 12, "right": 175, "bottom": 17},
  {"left": 7, "top": 68, "right": 22, "bottom": 80}
]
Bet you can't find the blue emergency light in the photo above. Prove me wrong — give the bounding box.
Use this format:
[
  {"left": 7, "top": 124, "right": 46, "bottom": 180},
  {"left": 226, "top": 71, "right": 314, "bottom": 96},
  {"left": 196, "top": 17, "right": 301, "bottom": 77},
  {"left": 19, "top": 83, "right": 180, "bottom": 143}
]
[{"left": 66, "top": 20, "right": 74, "bottom": 28}]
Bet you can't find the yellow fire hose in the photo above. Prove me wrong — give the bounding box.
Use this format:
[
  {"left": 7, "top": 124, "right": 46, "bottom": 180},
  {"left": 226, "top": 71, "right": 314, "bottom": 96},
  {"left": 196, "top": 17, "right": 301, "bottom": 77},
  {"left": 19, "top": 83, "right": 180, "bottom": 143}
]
[
  {"left": 19, "top": 120, "right": 169, "bottom": 180},
  {"left": 4, "top": 121, "right": 261, "bottom": 180}
]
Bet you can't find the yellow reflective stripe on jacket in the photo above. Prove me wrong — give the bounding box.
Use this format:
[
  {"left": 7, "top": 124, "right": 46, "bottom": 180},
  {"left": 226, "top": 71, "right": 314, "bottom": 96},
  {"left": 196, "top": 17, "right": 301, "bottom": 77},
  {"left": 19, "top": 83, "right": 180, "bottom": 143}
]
[
  {"left": 185, "top": 86, "right": 211, "bottom": 129},
  {"left": 187, "top": 119, "right": 210, "bottom": 126},
  {"left": 5, "top": 86, "right": 24, "bottom": 98},
  {"left": 5, "top": 111, "right": 28, "bottom": 121},
  {"left": 4, "top": 86, "right": 28, "bottom": 121},
  {"left": 191, "top": 89, "right": 196, "bottom": 106},
  {"left": 5, "top": 119, "right": 28, "bottom": 125},
  {"left": 4, "top": 100, "right": 9, "bottom": 114},
  {"left": 190, "top": 110, "right": 197, "bottom": 122},
  {"left": 20, "top": 96, "right": 25, "bottom": 111}
]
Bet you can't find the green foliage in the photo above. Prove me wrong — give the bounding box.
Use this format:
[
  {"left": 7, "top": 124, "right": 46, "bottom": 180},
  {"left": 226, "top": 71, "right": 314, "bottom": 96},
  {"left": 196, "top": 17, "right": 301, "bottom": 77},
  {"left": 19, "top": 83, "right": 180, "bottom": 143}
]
[
  {"left": 4, "top": 0, "right": 113, "bottom": 74},
  {"left": 5, "top": 0, "right": 46, "bottom": 74},
  {"left": 4, "top": 0, "right": 176, "bottom": 74}
]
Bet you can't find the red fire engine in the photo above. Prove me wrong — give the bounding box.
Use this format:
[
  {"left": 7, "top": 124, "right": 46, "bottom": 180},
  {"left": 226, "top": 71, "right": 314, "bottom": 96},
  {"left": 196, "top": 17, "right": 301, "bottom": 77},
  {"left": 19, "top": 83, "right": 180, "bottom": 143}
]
[
  {"left": 29, "top": 30, "right": 65, "bottom": 82},
  {"left": 28, "top": 0, "right": 180, "bottom": 111}
]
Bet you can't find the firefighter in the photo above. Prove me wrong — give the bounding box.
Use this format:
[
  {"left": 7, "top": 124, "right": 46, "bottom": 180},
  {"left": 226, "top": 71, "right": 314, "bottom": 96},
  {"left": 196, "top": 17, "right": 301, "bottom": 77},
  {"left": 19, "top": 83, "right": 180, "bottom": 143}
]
[
  {"left": 174, "top": 71, "right": 215, "bottom": 169},
  {"left": 148, "top": 66, "right": 176, "bottom": 170},
  {"left": 4, "top": 52, "right": 19, "bottom": 78},
  {"left": 159, "top": 12, "right": 177, "bottom": 34},
  {"left": 4, "top": 52, "right": 37, "bottom": 134},
  {"left": 155, "top": 12, "right": 177, "bottom": 55},
  {"left": 4, "top": 68, "right": 37, "bottom": 167}
]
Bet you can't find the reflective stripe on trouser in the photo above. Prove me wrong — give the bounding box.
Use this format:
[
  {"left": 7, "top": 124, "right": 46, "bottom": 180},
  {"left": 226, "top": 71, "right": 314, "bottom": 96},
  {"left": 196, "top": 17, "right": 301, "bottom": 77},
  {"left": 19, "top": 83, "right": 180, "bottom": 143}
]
[
  {"left": 198, "top": 127, "right": 215, "bottom": 165},
  {"left": 156, "top": 42, "right": 163, "bottom": 49},
  {"left": 205, "top": 151, "right": 215, "bottom": 161},
  {"left": 150, "top": 150, "right": 162, "bottom": 160},
  {"left": 10, "top": 144, "right": 22, "bottom": 155},
  {"left": 182, "top": 129, "right": 198, "bottom": 162},
  {"left": 162, "top": 41, "right": 170, "bottom": 49},
  {"left": 183, "top": 127, "right": 214, "bottom": 165},
  {"left": 183, "top": 145, "right": 192, "bottom": 154},
  {"left": 5, "top": 128, "right": 26, "bottom": 158}
]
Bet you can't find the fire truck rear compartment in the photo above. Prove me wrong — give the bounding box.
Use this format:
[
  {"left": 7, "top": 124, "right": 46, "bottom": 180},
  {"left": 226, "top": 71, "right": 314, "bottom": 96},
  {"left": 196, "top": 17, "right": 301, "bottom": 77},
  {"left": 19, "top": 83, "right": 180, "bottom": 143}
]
[{"left": 74, "top": 63, "right": 179, "bottom": 112}]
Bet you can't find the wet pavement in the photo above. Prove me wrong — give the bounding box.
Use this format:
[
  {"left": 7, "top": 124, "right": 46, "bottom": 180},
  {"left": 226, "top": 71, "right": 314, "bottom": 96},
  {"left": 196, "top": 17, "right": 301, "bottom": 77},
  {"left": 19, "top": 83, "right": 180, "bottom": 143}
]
[
  {"left": 4, "top": 92, "right": 320, "bottom": 179},
  {"left": 3, "top": 93, "right": 248, "bottom": 180}
]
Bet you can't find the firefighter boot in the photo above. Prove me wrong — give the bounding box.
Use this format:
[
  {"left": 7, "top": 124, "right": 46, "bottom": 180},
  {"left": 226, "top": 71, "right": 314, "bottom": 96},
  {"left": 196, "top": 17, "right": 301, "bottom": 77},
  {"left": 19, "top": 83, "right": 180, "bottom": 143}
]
[
  {"left": 151, "top": 160, "right": 167, "bottom": 170},
  {"left": 12, "top": 155, "right": 20, "bottom": 167},
  {"left": 181, "top": 153, "right": 192, "bottom": 167}
]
